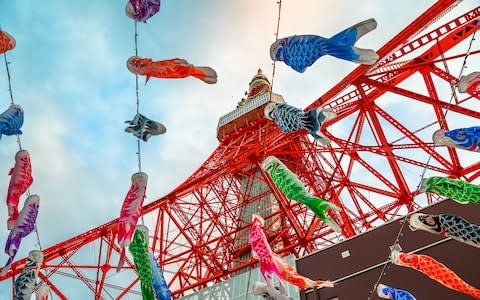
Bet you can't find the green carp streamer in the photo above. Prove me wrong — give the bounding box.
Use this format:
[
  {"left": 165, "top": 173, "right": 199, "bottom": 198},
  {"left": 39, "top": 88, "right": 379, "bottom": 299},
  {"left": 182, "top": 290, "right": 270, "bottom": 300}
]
[
  {"left": 129, "top": 225, "right": 154, "bottom": 300},
  {"left": 261, "top": 156, "right": 342, "bottom": 232},
  {"left": 422, "top": 177, "right": 480, "bottom": 204}
]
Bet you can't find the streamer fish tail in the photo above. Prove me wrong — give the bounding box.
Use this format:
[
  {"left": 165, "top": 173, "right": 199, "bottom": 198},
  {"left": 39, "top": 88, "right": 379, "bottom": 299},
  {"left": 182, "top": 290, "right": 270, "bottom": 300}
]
[
  {"left": 273, "top": 254, "right": 333, "bottom": 289},
  {"left": 306, "top": 107, "right": 336, "bottom": 145},
  {"left": 327, "top": 18, "right": 379, "bottom": 64},
  {"left": 190, "top": 66, "right": 217, "bottom": 84},
  {"left": 300, "top": 195, "right": 342, "bottom": 233}
]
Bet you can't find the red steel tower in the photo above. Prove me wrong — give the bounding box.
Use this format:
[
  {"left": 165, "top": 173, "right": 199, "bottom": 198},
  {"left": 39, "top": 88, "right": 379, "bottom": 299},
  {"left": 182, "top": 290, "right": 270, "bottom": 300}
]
[{"left": 1, "top": 1, "right": 479, "bottom": 298}]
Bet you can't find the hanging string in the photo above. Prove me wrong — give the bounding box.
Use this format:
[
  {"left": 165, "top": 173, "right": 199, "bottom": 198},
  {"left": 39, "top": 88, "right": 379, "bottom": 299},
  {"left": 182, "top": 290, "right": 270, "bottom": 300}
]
[
  {"left": 368, "top": 26, "right": 478, "bottom": 299},
  {"left": 133, "top": 22, "right": 145, "bottom": 227},
  {"left": 262, "top": 0, "right": 282, "bottom": 180},
  {"left": 1, "top": 37, "right": 14, "bottom": 105},
  {"left": 134, "top": 22, "right": 142, "bottom": 173},
  {"left": 269, "top": 0, "right": 282, "bottom": 93}
]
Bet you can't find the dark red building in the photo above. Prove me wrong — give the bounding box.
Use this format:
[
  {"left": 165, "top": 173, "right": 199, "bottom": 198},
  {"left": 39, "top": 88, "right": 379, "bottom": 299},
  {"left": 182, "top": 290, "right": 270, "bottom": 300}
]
[{"left": 296, "top": 200, "right": 480, "bottom": 300}]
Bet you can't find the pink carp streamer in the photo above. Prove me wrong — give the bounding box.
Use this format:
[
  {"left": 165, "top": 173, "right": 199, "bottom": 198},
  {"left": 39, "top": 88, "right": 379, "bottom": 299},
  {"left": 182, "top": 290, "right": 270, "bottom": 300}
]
[
  {"left": 391, "top": 250, "right": 480, "bottom": 299},
  {"left": 248, "top": 215, "right": 283, "bottom": 292},
  {"left": 6, "top": 150, "right": 33, "bottom": 230},
  {"left": 116, "top": 172, "right": 148, "bottom": 272},
  {"left": 249, "top": 215, "right": 333, "bottom": 294}
]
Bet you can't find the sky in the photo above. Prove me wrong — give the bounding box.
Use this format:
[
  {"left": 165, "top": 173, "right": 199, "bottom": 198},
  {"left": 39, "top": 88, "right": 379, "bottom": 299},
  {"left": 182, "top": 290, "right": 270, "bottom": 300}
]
[{"left": 0, "top": 0, "right": 478, "bottom": 298}]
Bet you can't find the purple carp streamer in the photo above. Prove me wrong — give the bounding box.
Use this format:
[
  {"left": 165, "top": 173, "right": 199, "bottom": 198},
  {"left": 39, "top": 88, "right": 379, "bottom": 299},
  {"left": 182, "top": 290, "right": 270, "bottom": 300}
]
[
  {"left": 126, "top": 0, "right": 160, "bottom": 22},
  {"left": 2, "top": 195, "right": 40, "bottom": 275}
]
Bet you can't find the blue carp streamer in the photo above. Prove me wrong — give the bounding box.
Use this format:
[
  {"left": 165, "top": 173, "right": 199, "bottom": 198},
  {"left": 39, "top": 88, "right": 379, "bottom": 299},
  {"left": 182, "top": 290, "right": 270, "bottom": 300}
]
[
  {"left": 270, "top": 19, "right": 378, "bottom": 72},
  {"left": 264, "top": 103, "right": 336, "bottom": 145}
]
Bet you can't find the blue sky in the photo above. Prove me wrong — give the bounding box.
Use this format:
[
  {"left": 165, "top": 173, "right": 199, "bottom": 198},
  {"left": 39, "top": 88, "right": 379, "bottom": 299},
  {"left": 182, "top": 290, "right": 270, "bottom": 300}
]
[{"left": 0, "top": 0, "right": 479, "bottom": 298}]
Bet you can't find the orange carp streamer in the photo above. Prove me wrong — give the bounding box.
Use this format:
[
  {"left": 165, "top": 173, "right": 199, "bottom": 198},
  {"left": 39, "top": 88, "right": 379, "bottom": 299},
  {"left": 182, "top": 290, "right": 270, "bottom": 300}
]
[
  {"left": 0, "top": 30, "right": 15, "bottom": 54},
  {"left": 391, "top": 250, "right": 480, "bottom": 299},
  {"left": 127, "top": 56, "right": 217, "bottom": 84}
]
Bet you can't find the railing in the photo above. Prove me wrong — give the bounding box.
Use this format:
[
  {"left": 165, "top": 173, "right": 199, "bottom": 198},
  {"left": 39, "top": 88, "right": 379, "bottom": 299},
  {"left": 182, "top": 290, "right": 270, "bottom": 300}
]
[{"left": 217, "top": 92, "right": 285, "bottom": 128}]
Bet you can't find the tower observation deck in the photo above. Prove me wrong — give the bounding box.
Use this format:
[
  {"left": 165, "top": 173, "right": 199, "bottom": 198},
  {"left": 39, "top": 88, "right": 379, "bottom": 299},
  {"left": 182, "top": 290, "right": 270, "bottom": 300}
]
[{"left": 217, "top": 69, "right": 285, "bottom": 141}]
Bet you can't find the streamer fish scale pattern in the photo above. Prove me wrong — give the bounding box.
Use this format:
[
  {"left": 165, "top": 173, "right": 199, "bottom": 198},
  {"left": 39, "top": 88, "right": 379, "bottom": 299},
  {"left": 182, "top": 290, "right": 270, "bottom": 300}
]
[
  {"left": 423, "top": 177, "right": 480, "bottom": 204},
  {"left": 441, "top": 214, "right": 480, "bottom": 247},
  {"left": 262, "top": 156, "right": 342, "bottom": 232}
]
